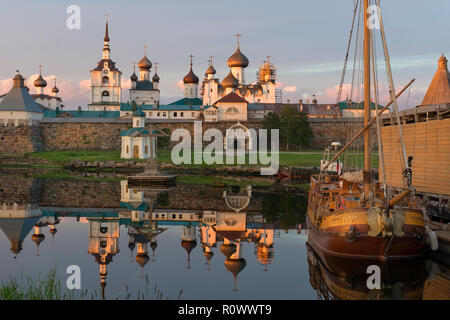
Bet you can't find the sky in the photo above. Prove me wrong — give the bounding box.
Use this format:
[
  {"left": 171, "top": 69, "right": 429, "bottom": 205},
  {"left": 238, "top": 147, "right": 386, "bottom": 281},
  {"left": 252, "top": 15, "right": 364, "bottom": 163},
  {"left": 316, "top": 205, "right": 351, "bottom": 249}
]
[{"left": 0, "top": 0, "right": 448, "bottom": 109}]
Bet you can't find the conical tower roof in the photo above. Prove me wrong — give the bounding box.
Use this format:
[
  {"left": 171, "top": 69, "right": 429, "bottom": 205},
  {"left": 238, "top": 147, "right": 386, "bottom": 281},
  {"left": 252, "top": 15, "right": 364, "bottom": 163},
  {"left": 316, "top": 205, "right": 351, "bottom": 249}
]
[
  {"left": 0, "top": 72, "right": 42, "bottom": 113},
  {"left": 421, "top": 54, "right": 450, "bottom": 106}
]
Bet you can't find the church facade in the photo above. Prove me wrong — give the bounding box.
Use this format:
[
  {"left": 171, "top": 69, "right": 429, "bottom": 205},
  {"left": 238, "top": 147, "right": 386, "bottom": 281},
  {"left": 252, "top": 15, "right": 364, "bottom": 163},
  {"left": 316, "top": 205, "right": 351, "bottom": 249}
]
[
  {"left": 88, "top": 18, "right": 122, "bottom": 111},
  {"left": 201, "top": 37, "right": 282, "bottom": 106}
]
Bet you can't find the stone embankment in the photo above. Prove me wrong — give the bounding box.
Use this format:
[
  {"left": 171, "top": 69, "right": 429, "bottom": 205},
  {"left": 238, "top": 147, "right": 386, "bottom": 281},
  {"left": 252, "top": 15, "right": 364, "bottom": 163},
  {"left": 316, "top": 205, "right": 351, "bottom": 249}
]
[{"left": 64, "top": 160, "right": 267, "bottom": 176}]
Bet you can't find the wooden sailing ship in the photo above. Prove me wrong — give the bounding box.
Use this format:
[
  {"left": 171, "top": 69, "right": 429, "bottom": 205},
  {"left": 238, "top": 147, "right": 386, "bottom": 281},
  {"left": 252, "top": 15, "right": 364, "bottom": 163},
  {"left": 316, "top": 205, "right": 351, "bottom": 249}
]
[
  {"left": 306, "top": 243, "right": 428, "bottom": 300},
  {"left": 307, "top": 0, "right": 426, "bottom": 261}
]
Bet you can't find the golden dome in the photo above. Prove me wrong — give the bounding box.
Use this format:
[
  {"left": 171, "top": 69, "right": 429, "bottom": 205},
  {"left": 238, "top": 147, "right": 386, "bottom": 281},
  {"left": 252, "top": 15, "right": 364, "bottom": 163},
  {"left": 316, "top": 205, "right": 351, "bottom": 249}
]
[
  {"left": 206, "top": 64, "right": 216, "bottom": 75},
  {"left": 224, "top": 258, "right": 246, "bottom": 277},
  {"left": 34, "top": 74, "right": 47, "bottom": 88},
  {"left": 32, "top": 233, "right": 45, "bottom": 245},
  {"left": 138, "top": 56, "right": 152, "bottom": 70},
  {"left": 181, "top": 240, "right": 197, "bottom": 253},
  {"left": 135, "top": 253, "right": 150, "bottom": 268},
  {"left": 221, "top": 71, "right": 239, "bottom": 88},
  {"left": 219, "top": 243, "right": 236, "bottom": 259},
  {"left": 227, "top": 47, "right": 249, "bottom": 68}
]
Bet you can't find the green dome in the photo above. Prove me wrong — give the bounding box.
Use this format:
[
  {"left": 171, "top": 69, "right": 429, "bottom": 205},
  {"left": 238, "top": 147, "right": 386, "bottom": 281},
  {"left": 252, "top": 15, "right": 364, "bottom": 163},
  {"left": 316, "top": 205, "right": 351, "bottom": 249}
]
[{"left": 133, "top": 109, "right": 145, "bottom": 117}]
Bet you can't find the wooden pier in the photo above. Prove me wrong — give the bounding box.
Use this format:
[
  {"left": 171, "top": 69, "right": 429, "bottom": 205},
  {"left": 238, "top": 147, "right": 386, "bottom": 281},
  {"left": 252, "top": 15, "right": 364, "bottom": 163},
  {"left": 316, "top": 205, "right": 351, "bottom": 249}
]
[{"left": 426, "top": 220, "right": 450, "bottom": 266}]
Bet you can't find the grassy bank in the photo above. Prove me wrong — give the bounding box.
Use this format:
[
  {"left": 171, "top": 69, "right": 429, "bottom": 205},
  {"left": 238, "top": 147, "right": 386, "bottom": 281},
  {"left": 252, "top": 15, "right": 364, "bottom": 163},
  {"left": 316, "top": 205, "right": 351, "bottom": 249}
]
[
  {"left": 0, "top": 269, "right": 171, "bottom": 300},
  {"left": 20, "top": 149, "right": 379, "bottom": 168}
]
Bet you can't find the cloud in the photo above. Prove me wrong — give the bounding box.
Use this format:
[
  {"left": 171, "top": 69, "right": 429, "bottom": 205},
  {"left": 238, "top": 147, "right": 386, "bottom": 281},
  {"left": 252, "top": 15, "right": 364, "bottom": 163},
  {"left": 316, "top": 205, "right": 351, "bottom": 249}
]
[
  {"left": 174, "top": 79, "right": 184, "bottom": 90},
  {"left": 283, "top": 85, "right": 297, "bottom": 92},
  {"left": 287, "top": 53, "right": 439, "bottom": 75},
  {"left": 315, "top": 82, "right": 426, "bottom": 108},
  {"left": 0, "top": 74, "right": 92, "bottom": 108}
]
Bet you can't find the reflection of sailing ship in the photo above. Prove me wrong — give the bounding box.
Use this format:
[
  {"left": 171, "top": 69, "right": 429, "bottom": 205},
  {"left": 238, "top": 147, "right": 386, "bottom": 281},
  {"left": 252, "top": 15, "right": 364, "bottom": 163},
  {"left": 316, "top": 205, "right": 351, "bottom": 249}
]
[
  {"left": 307, "top": 0, "right": 426, "bottom": 260},
  {"left": 307, "top": 244, "right": 428, "bottom": 300}
]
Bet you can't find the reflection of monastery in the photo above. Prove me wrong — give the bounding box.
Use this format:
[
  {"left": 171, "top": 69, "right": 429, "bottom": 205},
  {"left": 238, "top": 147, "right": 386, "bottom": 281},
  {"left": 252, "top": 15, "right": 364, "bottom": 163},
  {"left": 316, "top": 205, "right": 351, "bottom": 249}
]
[
  {"left": 0, "top": 177, "right": 448, "bottom": 299},
  {"left": 0, "top": 179, "right": 291, "bottom": 297}
]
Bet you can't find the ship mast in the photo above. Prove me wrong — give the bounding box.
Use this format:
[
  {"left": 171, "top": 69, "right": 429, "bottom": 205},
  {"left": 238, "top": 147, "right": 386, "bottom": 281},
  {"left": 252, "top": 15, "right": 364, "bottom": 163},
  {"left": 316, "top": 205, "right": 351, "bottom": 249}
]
[{"left": 363, "top": 0, "right": 371, "bottom": 200}]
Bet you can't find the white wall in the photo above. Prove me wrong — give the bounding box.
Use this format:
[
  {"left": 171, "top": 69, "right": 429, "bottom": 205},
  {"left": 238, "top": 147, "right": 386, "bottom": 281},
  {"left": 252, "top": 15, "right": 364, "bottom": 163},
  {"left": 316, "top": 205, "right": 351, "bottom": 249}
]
[{"left": 0, "top": 111, "right": 43, "bottom": 126}]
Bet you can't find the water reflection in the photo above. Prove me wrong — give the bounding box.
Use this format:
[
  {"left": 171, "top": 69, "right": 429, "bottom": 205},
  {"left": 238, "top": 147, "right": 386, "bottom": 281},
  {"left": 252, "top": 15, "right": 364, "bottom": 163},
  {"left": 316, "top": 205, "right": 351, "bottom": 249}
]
[{"left": 0, "top": 176, "right": 447, "bottom": 299}]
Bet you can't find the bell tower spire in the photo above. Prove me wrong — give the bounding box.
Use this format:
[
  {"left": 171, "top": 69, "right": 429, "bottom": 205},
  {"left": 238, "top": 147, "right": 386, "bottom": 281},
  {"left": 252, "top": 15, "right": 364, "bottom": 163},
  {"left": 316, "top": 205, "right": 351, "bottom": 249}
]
[{"left": 102, "top": 14, "right": 110, "bottom": 59}]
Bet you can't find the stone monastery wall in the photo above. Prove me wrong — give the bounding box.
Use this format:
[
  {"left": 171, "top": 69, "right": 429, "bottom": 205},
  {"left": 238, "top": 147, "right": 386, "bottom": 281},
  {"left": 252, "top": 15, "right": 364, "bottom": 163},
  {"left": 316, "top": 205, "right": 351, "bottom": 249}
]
[{"left": 0, "top": 118, "right": 369, "bottom": 154}]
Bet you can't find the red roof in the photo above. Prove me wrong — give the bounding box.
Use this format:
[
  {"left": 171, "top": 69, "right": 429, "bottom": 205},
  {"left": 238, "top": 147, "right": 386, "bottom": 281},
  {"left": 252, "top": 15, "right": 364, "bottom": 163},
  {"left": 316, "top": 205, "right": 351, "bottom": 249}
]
[{"left": 214, "top": 92, "right": 248, "bottom": 104}]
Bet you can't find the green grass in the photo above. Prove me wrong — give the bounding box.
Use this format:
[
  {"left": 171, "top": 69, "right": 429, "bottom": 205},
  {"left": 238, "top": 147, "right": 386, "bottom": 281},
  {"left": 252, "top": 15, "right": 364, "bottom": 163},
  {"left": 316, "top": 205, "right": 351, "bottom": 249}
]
[
  {"left": 25, "top": 150, "right": 133, "bottom": 164},
  {"left": 17, "top": 149, "right": 379, "bottom": 168},
  {"left": 0, "top": 269, "right": 83, "bottom": 300},
  {"left": 0, "top": 269, "right": 173, "bottom": 300},
  {"left": 177, "top": 175, "right": 273, "bottom": 187}
]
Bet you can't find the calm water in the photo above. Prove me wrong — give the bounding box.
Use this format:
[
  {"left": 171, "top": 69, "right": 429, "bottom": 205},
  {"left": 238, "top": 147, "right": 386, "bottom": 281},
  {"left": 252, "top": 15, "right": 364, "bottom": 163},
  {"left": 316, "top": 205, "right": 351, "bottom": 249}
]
[{"left": 0, "top": 175, "right": 447, "bottom": 300}]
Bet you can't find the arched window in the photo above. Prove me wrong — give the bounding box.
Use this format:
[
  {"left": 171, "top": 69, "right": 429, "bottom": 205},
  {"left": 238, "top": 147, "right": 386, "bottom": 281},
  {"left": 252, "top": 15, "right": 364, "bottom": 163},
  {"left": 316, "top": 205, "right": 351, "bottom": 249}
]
[
  {"left": 126, "top": 145, "right": 129, "bottom": 154},
  {"left": 226, "top": 106, "right": 238, "bottom": 113},
  {"left": 102, "top": 91, "right": 110, "bottom": 101},
  {"left": 102, "top": 76, "right": 109, "bottom": 85}
]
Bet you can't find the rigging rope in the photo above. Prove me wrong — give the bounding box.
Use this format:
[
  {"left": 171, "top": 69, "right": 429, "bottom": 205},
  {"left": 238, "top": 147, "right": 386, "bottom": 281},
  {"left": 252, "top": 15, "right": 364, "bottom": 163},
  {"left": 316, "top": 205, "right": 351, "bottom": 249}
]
[{"left": 336, "top": 0, "right": 360, "bottom": 104}]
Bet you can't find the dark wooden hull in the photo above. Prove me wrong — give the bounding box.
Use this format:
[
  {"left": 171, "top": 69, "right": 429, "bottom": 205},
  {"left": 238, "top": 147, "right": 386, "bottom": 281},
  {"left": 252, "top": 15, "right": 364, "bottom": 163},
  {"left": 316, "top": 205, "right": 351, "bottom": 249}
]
[
  {"left": 306, "top": 242, "right": 428, "bottom": 300},
  {"left": 306, "top": 215, "right": 426, "bottom": 261}
]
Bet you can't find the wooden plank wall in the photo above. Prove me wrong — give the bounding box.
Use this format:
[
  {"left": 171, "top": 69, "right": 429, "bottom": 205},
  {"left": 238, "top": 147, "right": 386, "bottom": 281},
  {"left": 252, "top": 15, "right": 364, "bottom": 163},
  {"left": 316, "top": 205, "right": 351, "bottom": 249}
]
[{"left": 381, "top": 118, "right": 450, "bottom": 196}]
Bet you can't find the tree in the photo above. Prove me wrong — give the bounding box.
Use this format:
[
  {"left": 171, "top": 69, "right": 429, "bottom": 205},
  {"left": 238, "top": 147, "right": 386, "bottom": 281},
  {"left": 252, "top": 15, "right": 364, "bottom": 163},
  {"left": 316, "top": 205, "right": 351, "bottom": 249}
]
[
  {"left": 262, "top": 112, "right": 281, "bottom": 149},
  {"left": 157, "top": 128, "right": 171, "bottom": 150},
  {"left": 262, "top": 107, "right": 313, "bottom": 151},
  {"left": 280, "top": 106, "right": 313, "bottom": 151},
  {"left": 296, "top": 111, "right": 314, "bottom": 151}
]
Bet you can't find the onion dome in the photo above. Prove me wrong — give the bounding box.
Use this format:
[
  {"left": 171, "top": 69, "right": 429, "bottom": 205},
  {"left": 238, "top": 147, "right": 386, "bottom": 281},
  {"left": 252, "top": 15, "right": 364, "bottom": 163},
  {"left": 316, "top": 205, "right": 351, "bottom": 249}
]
[
  {"left": 150, "top": 240, "right": 157, "bottom": 251},
  {"left": 183, "top": 66, "right": 199, "bottom": 84},
  {"left": 220, "top": 243, "right": 236, "bottom": 259},
  {"left": 49, "top": 227, "right": 57, "bottom": 236},
  {"left": 51, "top": 85, "right": 59, "bottom": 94},
  {"left": 224, "top": 258, "right": 246, "bottom": 277},
  {"left": 128, "top": 242, "right": 136, "bottom": 252},
  {"left": 204, "top": 250, "right": 214, "bottom": 261},
  {"left": 34, "top": 74, "right": 47, "bottom": 88},
  {"left": 227, "top": 38, "right": 249, "bottom": 68},
  {"left": 221, "top": 70, "right": 239, "bottom": 88},
  {"left": 130, "top": 72, "right": 138, "bottom": 82},
  {"left": 152, "top": 72, "right": 160, "bottom": 82},
  {"left": 32, "top": 233, "right": 45, "bottom": 256},
  {"left": 206, "top": 64, "right": 216, "bottom": 76},
  {"left": 138, "top": 55, "right": 152, "bottom": 70},
  {"left": 181, "top": 240, "right": 197, "bottom": 254},
  {"left": 135, "top": 253, "right": 150, "bottom": 268},
  {"left": 32, "top": 233, "right": 45, "bottom": 246}
]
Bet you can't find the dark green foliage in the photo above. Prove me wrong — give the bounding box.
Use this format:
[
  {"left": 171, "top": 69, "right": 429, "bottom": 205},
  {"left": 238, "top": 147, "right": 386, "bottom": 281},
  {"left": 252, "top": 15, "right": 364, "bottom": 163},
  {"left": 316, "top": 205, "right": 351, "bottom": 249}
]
[{"left": 263, "top": 106, "right": 314, "bottom": 151}]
